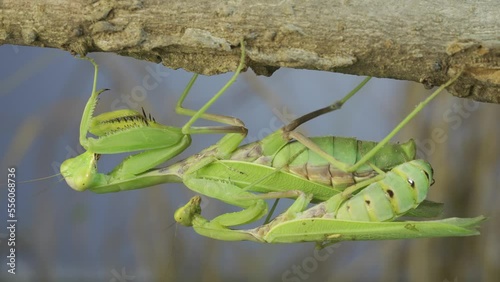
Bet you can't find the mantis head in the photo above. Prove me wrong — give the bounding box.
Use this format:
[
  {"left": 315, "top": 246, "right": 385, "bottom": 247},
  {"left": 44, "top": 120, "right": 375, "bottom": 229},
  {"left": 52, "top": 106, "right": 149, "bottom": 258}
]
[
  {"left": 174, "top": 196, "right": 203, "bottom": 226},
  {"left": 60, "top": 151, "right": 102, "bottom": 192}
]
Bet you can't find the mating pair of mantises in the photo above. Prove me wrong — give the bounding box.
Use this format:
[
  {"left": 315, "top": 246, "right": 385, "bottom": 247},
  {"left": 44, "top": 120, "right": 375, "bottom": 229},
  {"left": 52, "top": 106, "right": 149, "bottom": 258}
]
[{"left": 61, "top": 41, "right": 484, "bottom": 247}]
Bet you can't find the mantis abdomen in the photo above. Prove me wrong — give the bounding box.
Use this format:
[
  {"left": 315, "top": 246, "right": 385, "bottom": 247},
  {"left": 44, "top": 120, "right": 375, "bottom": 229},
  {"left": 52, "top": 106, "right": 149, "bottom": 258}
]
[
  {"left": 334, "top": 159, "right": 433, "bottom": 222},
  {"left": 235, "top": 136, "right": 416, "bottom": 188}
]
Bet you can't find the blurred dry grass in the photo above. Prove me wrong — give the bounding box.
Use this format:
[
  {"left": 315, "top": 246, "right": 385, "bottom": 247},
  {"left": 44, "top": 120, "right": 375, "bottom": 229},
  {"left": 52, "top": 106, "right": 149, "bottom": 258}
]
[{"left": 1, "top": 51, "right": 499, "bottom": 282}]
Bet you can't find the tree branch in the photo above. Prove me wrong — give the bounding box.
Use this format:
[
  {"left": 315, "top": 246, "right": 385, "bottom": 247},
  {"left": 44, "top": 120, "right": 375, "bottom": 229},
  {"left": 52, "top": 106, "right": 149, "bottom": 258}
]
[{"left": 1, "top": 0, "right": 499, "bottom": 103}]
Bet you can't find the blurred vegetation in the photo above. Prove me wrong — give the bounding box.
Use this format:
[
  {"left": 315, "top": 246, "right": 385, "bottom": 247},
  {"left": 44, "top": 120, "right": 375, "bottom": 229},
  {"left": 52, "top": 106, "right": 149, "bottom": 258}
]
[{"left": 1, "top": 46, "right": 499, "bottom": 282}]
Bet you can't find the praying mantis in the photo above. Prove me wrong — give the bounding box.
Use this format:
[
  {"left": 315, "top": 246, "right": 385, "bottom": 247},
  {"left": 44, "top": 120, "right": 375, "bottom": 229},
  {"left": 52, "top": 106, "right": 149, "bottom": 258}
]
[
  {"left": 177, "top": 160, "right": 484, "bottom": 246},
  {"left": 61, "top": 40, "right": 484, "bottom": 244}
]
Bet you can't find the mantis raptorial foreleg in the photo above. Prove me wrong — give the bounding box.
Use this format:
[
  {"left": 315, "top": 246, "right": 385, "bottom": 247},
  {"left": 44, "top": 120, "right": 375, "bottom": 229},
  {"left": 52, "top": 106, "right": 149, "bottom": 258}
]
[{"left": 61, "top": 41, "right": 248, "bottom": 191}]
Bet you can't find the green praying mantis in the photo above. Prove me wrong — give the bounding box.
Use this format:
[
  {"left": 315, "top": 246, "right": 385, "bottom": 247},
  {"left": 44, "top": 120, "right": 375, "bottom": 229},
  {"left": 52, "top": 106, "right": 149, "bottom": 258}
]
[
  {"left": 178, "top": 160, "right": 483, "bottom": 246},
  {"left": 60, "top": 41, "right": 484, "bottom": 244}
]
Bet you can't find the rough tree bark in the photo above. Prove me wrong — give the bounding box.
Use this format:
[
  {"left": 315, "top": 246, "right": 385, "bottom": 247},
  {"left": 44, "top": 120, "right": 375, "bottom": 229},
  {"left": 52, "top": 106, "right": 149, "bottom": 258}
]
[{"left": 1, "top": 0, "right": 499, "bottom": 103}]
